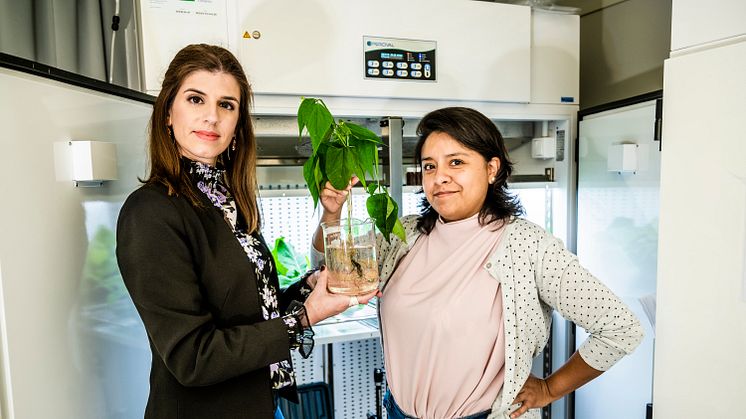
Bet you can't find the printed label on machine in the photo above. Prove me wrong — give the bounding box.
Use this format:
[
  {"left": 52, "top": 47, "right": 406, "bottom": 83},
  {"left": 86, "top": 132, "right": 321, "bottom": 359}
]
[{"left": 363, "top": 36, "right": 436, "bottom": 82}]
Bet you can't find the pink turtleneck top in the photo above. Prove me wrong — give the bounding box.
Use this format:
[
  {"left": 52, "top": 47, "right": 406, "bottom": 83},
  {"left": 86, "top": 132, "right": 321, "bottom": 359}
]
[{"left": 380, "top": 213, "right": 507, "bottom": 418}]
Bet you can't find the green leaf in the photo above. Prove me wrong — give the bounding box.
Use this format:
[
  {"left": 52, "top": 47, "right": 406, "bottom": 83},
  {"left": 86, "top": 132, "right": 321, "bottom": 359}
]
[
  {"left": 365, "top": 192, "right": 405, "bottom": 243},
  {"left": 391, "top": 218, "right": 406, "bottom": 242},
  {"left": 296, "top": 96, "right": 404, "bottom": 244},
  {"left": 385, "top": 196, "right": 398, "bottom": 238},
  {"left": 314, "top": 156, "right": 326, "bottom": 196},
  {"left": 372, "top": 142, "right": 380, "bottom": 179},
  {"left": 349, "top": 138, "right": 377, "bottom": 184},
  {"left": 366, "top": 193, "right": 390, "bottom": 241},
  {"left": 278, "top": 275, "right": 294, "bottom": 289},
  {"left": 346, "top": 138, "right": 369, "bottom": 189},
  {"left": 271, "top": 237, "right": 290, "bottom": 276},
  {"left": 345, "top": 122, "right": 382, "bottom": 144},
  {"left": 386, "top": 191, "right": 397, "bottom": 217},
  {"left": 271, "top": 237, "right": 309, "bottom": 286},
  {"left": 303, "top": 156, "right": 319, "bottom": 207},
  {"left": 325, "top": 146, "right": 353, "bottom": 190},
  {"left": 297, "top": 98, "right": 315, "bottom": 136},
  {"left": 334, "top": 123, "right": 352, "bottom": 146},
  {"left": 297, "top": 98, "right": 334, "bottom": 153}
]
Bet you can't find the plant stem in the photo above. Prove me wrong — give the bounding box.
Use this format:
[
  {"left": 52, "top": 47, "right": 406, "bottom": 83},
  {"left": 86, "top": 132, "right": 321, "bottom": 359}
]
[
  {"left": 345, "top": 189, "right": 363, "bottom": 278},
  {"left": 345, "top": 187, "right": 354, "bottom": 251},
  {"left": 347, "top": 182, "right": 353, "bottom": 225}
]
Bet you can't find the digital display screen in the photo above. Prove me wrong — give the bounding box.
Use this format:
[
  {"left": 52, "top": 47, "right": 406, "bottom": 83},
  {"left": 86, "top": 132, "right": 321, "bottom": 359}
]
[{"left": 363, "top": 36, "right": 436, "bottom": 82}]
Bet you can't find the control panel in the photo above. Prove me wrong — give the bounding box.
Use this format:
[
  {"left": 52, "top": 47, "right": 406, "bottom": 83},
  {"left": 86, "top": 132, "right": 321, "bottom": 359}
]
[{"left": 363, "top": 36, "right": 436, "bottom": 81}]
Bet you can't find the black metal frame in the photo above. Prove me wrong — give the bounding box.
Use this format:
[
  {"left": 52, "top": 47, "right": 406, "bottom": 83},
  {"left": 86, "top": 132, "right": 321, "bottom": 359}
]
[
  {"left": 569, "top": 89, "right": 663, "bottom": 419},
  {"left": 0, "top": 52, "right": 155, "bottom": 105}
]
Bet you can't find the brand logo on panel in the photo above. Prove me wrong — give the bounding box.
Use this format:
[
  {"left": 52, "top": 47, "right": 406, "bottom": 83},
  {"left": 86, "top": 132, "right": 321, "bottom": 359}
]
[{"left": 367, "top": 40, "right": 395, "bottom": 48}]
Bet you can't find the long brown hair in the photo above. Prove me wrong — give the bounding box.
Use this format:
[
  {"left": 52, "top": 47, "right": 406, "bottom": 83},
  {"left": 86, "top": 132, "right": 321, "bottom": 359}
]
[
  {"left": 145, "top": 43, "right": 260, "bottom": 233},
  {"left": 414, "top": 107, "right": 523, "bottom": 234}
]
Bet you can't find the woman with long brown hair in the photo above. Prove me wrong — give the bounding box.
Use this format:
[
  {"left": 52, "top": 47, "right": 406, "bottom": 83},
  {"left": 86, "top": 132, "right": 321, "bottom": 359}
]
[{"left": 116, "top": 44, "right": 375, "bottom": 419}]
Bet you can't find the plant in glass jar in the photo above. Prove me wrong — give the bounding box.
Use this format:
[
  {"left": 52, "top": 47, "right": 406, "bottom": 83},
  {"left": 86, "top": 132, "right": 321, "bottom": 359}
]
[{"left": 297, "top": 97, "right": 406, "bottom": 295}]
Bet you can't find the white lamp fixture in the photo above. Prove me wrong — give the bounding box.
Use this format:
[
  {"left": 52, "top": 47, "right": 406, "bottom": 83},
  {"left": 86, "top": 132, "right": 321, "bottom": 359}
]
[
  {"left": 607, "top": 143, "right": 639, "bottom": 173},
  {"left": 531, "top": 137, "right": 556, "bottom": 159},
  {"left": 54, "top": 140, "right": 118, "bottom": 187}
]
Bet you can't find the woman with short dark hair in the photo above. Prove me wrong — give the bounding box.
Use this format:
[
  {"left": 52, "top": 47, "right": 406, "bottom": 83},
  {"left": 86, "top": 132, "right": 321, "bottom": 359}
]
[{"left": 313, "top": 106, "right": 643, "bottom": 419}]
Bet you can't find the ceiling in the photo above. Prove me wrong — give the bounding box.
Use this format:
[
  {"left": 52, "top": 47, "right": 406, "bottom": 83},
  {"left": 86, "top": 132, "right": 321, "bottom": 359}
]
[
  {"left": 552, "top": 0, "right": 627, "bottom": 16},
  {"left": 489, "top": 0, "right": 628, "bottom": 16}
]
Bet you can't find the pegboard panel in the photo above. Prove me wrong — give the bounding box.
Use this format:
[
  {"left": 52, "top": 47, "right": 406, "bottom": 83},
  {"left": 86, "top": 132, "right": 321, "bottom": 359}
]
[
  {"left": 346, "top": 192, "right": 373, "bottom": 221},
  {"left": 332, "top": 338, "right": 386, "bottom": 419},
  {"left": 291, "top": 345, "right": 326, "bottom": 385},
  {"left": 259, "top": 194, "right": 318, "bottom": 257},
  {"left": 402, "top": 190, "right": 422, "bottom": 216}
]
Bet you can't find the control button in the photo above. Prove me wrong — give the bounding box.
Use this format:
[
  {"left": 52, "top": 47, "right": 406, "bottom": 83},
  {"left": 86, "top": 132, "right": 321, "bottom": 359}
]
[
  {"left": 424, "top": 64, "right": 431, "bottom": 78},
  {"left": 382, "top": 61, "right": 394, "bottom": 68},
  {"left": 411, "top": 63, "right": 422, "bottom": 70},
  {"left": 382, "top": 69, "right": 394, "bottom": 76},
  {"left": 396, "top": 70, "right": 408, "bottom": 77},
  {"left": 367, "top": 68, "right": 380, "bottom": 76},
  {"left": 411, "top": 71, "right": 422, "bottom": 78},
  {"left": 367, "top": 60, "right": 380, "bottom": 68},
  {"left": 396, "top": 62, "right": 408, "bottom": 69}
]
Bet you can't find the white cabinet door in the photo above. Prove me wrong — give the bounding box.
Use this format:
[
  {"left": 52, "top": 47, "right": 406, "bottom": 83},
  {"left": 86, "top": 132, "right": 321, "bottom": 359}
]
[
  {"left": 654, "top": 39, "right": 746, "bottom": 418},
  {"left": 531, "top": 11, "right": 579, "bottom": 105},
  {"left": 575, "top": 98, "right": 661, "bottom": 419},
  {"left": 136, "top": 0, "right": 230, "bottom": 94},
  {"left": 231, "top": 0, "right": 530, "bottom": 103},
  {"left": 671, "top": 0, "right": 746, "bottom": 52}
]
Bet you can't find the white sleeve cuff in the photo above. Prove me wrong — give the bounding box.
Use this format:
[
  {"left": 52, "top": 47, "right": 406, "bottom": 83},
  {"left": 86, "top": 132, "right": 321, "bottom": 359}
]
[{"left": 310, "top": 244, "right": 325, "bottom": 267}]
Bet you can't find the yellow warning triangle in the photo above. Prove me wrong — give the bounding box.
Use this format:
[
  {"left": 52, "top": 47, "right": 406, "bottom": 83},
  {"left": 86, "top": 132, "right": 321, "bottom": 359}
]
[{"left": 243, "top": 31, "right": 250, "bottom": 39}]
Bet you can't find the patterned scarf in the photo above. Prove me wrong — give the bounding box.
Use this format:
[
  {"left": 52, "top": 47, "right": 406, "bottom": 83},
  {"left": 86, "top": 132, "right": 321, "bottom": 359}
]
[{"left": 189, "top": 160, "right": 295, "bottom": 390}]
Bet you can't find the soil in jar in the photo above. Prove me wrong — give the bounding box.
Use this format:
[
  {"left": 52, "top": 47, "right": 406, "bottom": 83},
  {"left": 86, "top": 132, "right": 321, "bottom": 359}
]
[{"left": 325, "top": 244, "right": 379, "bottom": 295}]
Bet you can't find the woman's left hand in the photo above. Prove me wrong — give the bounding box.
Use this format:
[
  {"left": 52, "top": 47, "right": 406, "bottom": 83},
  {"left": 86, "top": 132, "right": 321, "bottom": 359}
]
[
  {"left": 509, "top": 374, "right": 555, "bottom": 418},
  {"left": 303, "top": 267, "right": 380, "bottom": 325}
]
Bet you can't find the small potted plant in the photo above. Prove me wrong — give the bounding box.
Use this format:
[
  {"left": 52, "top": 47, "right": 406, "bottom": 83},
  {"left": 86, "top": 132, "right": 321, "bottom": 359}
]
[{"left": 297, "top": 98, "right": 406, "bottom": 295}]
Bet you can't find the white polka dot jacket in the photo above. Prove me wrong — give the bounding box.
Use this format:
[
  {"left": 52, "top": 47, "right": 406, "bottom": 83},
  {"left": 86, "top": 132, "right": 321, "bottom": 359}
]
[{"left": 375, "top": 215, "right": 644, "bottom": 419}]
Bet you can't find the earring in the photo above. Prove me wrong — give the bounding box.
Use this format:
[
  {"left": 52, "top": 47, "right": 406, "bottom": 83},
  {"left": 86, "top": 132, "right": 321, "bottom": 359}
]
[
  {"left": 489, "top": 176, "right": 496, "bottom": 184},
  {"left": 226, "top": 138, "right": 236, "bottom": 160},
  {"left": 167, "top": 126, "right": 174, "bottom": 139}
]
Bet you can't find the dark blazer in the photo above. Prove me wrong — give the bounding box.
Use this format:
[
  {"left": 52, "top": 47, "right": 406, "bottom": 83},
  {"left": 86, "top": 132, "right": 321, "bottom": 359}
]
[{"left": 116, "top": 183, "right": 304, "bottom": 419}]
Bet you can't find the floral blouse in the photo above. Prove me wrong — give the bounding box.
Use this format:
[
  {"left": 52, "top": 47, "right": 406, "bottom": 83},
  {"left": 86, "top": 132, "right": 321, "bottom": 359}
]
[{"left": 189, "top": 160, "right": 299, "bottom": 390}]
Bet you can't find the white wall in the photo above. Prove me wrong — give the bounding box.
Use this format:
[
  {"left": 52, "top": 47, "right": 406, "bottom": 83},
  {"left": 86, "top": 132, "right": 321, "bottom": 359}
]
[
  {"left": 0, "top": 68, "right": 151, "bottom": 419},
  {"left": 579, "top": 0, "right": 671, "bottom": 109},
  {"left": 654, "top": 1, "right": 746, "bottom": 416}
]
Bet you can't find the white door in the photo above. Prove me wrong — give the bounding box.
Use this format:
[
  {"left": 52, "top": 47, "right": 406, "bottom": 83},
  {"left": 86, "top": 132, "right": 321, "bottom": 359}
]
[
  {"left": 654, "top": 38, "right": 746, "bottom": 417},
  {"left": 575, "top": 98, "right": 661, "bottom": 419}
]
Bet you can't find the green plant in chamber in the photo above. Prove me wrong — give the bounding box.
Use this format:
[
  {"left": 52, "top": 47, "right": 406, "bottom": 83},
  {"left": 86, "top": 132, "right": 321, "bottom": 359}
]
[
  {"left": 297, "top": 97, "right": 406, "bottom": 243},
  {"left": 271, "top": 236, "right": 310, "bottom": 289}
]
